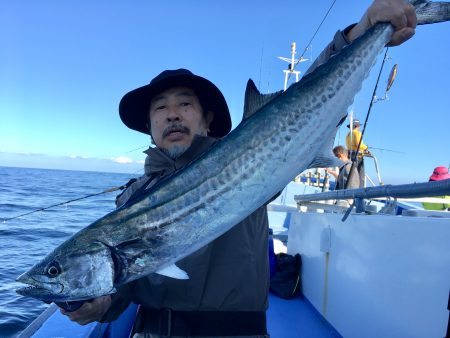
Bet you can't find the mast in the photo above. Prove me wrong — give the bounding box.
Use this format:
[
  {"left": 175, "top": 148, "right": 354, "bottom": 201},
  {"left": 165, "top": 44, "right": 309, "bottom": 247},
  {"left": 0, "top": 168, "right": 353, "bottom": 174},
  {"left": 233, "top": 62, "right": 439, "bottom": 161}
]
[{"left": 277, "top": 42, "right": 308, "bottom": 91}]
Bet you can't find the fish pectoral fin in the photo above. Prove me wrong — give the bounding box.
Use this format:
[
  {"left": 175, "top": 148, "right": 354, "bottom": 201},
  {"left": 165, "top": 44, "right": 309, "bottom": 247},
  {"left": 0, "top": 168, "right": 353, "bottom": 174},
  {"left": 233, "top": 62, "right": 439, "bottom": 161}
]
[
  {"left": 156, "top": 264, "right": 189, "bottom": 280},
  {"left": 308, "top": 155, "right": 342, "bottom": 169},
  {"left": 307, "top": 124, "right": 343, "bottom": 169}
]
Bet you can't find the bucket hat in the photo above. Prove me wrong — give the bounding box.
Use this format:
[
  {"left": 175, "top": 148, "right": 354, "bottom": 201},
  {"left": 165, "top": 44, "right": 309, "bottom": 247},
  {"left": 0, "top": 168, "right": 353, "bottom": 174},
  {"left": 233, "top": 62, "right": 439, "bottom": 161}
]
[
  {"left": 429, "top": 166, "right": 450, "bottom": 181},
  {"left": 119, "top": 69, "right": 231, "bottom": 138},
  {"left": 346, "top": 119, "right": 360, "bottom": 128}
]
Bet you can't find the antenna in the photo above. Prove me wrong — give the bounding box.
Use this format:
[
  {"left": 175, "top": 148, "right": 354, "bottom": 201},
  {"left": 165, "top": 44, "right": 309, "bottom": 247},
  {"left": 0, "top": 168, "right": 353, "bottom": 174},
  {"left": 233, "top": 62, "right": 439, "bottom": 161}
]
[
  {"left": 348, "top": 109, "right": 354, "bottom": 147},
  {"left": 278, "top": 42, "right": 308, "bottom": 91}
]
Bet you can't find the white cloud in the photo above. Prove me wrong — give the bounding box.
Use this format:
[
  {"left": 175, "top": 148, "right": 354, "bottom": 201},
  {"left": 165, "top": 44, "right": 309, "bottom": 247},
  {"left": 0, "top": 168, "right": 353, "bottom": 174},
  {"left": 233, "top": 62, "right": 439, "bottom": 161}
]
[
  {"left": 69, "top": 154, "right": 89, "bottom": 159},
  {"left": 111, "top": 156, "right": 133, "bottom": 164}
]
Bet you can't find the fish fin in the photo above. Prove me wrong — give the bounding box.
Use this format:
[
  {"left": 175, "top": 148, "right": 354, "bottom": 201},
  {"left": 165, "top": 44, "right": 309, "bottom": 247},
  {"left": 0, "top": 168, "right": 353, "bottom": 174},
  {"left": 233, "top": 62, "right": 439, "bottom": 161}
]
[
  {"left": 337, "top": 114, "right": 348, "bottom": 128},
  {"left": 307, "top": 154, "right": 342, "bottom": 169},
  {"left": 243, "top": 79, "right": 283, "bottom": 119},
  {"left": 415, "top": 1, "right": 450, "bottom": 25},
  {"left": 307, "top": 127, "right": 342, "bottom": 169},
  {"left": 156, "top": 264, "right": 189, "bottom": 280}
]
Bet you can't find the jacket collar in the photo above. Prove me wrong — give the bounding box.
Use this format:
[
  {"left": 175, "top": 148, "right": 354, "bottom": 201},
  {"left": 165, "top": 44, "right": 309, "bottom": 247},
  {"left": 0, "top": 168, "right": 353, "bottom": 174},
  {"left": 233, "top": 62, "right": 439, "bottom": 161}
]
[{"left": 143, "top": 135, "right": 218, "bottom": 176}]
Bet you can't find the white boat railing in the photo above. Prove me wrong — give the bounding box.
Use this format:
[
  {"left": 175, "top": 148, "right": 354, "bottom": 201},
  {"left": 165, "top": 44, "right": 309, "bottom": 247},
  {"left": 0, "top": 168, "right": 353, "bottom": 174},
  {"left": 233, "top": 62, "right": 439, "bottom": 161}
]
[
  {"left": 294, "top": 179, "right": 450, "bottom": 220},
  {"left": 294, "top": 179, "right": 450, "bottom": 202},
  {"left": 364, "top": 154, "right": 383, "bottom": 186}
]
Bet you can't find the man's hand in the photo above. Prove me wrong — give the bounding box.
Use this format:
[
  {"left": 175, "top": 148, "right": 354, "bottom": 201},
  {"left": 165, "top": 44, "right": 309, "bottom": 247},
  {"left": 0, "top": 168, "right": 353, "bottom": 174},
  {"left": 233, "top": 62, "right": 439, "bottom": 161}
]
[
  {"left": 364, "top": 149, "right": 373, "bottom": 157},
  {"left": 60, "top": 295, "right": 112, "bottom": 325},
  {"left": 347, "top": 0, "right": 417, "bottom": 46},
  {"left": 325, "top": 168, "right": 339, "bottom": 179}
]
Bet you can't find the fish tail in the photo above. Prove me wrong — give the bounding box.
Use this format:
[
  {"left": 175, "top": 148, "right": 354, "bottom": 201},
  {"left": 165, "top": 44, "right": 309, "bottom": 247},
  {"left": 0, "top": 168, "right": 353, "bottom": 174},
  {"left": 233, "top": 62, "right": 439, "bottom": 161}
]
[{"left": 415, "top": 1, "right": 450, "bottom": 25}]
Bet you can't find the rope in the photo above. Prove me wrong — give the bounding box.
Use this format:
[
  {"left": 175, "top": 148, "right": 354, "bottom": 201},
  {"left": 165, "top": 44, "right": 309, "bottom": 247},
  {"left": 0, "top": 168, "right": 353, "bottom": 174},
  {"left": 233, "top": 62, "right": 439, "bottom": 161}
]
[
  {"left": 287, "top": 0, "right": 338, "bottom": 83},
  {"left": 299, "top": 0, "right": 338, "bottom": 61}
]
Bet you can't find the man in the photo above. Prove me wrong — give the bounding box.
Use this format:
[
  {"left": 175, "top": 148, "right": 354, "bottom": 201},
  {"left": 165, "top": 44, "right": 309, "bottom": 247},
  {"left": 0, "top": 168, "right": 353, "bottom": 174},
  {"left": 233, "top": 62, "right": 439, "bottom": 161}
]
[
  {"left": 61, "top": 1, "right": 417, "bottom": 336},
  {"left": 68, "top": 69, "right": 272, "bottom": 337},
  {"left": 345, "top": 119, "right": 372, "bottom": 188},
  {"left": 326, "top": 146, "right": 360, "bottom": 190}
]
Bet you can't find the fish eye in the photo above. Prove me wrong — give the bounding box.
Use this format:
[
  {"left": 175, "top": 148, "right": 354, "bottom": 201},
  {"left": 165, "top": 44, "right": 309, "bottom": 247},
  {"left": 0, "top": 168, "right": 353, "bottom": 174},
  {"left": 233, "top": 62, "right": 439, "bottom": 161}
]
[{"left": 46, "top": 262, "right": 61, "bottom": 277}]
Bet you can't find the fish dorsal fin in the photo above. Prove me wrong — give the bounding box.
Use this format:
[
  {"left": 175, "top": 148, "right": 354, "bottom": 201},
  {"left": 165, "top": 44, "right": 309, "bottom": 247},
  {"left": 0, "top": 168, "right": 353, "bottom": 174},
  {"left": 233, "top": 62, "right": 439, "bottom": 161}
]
[{"left": 243, "top": 79, "right": 283, "bottom": 119}]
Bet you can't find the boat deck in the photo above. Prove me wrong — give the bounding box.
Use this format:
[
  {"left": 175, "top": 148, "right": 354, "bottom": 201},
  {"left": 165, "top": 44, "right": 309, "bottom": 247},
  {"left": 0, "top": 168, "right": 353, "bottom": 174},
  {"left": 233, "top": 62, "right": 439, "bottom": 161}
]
[
  {"left": 268, "top": 293, "right": 342, "bottom": 337},
  {"left": 19, "top": 293, "right": 341, "bottom": 338}
]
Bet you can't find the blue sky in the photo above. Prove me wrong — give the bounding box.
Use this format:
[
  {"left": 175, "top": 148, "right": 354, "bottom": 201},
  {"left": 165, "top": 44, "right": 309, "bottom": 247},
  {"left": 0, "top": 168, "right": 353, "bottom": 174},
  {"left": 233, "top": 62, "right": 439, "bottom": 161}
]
[{"left": 1, "top": 1, "right": 449, "bottom": 183}]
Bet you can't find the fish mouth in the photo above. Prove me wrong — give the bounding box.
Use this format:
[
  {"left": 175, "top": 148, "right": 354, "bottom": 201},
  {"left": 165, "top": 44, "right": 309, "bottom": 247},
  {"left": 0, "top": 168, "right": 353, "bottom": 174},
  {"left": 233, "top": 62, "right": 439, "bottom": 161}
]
[
  {"left": 16, "top": 285, "right": 53, "bottom": 298},
  {"left": 16, "top": 272, "right": 64, "bottom": 300}
]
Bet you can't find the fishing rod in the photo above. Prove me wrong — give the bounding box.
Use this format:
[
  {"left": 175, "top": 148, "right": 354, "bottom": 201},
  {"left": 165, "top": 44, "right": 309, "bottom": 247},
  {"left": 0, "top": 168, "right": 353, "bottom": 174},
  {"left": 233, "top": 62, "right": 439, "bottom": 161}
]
[
  {"left": 369, "top": 146, "right": 406, "bottom": 154},
  {"left": 2, "top": 184, "right": 130, "bottom": 222},
  {"left": 125, "top": 145, "right": 148, "bottom": 154},
  {"left": 359, "top": 47, "right": 392, "bottom": 153},
  {"left": 322, "top": 171, "right": 330, "bottom": 192},
  {"left": 345, "top": 47, "right": 391, "bottom": 189}
]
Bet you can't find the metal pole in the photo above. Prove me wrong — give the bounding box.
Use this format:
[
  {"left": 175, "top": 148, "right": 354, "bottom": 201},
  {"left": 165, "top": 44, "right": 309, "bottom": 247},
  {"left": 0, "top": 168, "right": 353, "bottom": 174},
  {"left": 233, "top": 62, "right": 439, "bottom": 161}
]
[{"left": 295, "top": 179, "right": 450, "bottom": 203}]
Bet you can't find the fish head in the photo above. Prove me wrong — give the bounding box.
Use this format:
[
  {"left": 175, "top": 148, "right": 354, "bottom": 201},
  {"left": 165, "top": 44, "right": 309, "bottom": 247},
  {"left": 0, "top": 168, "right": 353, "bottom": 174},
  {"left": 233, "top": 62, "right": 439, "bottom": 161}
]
[{"left": 16, "top": 240, "right": 116, "bottom": 302}]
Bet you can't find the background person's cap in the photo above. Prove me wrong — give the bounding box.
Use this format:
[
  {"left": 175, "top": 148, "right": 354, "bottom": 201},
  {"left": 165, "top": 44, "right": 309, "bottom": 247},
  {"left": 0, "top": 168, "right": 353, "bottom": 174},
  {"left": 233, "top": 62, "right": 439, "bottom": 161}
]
[
  {"left": 347, "top": 119, "right": 361, "bottom": 128},
  {"left": 429, "top": 166, "right": 450, "bottom": 181}
]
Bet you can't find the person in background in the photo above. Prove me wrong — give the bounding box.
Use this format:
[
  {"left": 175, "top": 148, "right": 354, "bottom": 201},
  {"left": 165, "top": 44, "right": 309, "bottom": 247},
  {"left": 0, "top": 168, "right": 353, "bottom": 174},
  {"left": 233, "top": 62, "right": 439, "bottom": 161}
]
[
  {"left": 345, "top": 119, "right": 372, "bottom": 188},
  {"left": 326, "top": 145, "right": 360, "bottom": 190},
  {"left": 422, "top": 166, "right": 450, "bottom": 211},
  {"left": 59, "top": 1, "right": 417, "bottom": 336}
]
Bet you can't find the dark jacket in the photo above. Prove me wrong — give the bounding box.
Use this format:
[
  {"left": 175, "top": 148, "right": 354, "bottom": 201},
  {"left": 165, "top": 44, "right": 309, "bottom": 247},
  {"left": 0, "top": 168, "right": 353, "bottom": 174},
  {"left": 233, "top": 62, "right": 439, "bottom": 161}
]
[
  {"left": 102, "top": 25, "right": 354, "bottom": 327},
  {"left": 102, "top": 136, "right": 270, "bottom": 323}
]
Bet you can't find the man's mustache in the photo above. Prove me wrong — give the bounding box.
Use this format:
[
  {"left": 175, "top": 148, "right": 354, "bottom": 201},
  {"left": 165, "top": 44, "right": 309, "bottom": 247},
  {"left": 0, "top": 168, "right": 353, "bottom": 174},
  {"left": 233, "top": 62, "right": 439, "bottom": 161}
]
[{"left": 162, "top": 124, "right": 190, "bottom": 138}]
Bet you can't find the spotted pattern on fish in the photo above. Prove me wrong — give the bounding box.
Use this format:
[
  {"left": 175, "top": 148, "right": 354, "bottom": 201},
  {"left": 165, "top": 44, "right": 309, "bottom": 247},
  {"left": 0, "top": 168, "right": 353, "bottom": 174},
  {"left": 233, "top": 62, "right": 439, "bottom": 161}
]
[{"left": 16, "top": 2, "right": 450, "bottom": 301}]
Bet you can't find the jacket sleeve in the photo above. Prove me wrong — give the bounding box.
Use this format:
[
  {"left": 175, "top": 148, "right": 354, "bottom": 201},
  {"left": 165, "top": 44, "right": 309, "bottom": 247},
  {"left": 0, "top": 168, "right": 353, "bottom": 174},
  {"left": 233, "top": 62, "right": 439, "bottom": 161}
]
[{"left": 304, "top": 24, "right": 356, "bottom": 76}]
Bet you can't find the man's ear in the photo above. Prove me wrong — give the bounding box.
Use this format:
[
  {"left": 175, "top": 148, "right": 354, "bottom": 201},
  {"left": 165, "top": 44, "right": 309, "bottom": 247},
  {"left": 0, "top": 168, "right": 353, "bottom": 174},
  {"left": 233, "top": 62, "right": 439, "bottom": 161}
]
[{"left": 205, "top": 111, "right": 214, "bottom": 132}]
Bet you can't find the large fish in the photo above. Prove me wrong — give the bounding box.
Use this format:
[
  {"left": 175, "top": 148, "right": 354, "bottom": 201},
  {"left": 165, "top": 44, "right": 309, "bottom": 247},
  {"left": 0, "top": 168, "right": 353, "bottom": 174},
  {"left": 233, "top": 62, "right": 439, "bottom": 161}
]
[{"left": 16, "top": 1, "right": 450, "bottom": 303}]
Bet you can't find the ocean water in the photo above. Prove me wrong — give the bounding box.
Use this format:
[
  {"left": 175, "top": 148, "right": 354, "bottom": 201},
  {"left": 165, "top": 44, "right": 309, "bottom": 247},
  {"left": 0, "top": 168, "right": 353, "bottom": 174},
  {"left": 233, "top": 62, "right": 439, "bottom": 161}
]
[
  {"left": 0, "top": 166, "right": 293, "bottom": 338},
  {"left": 0, "top": 166, "right": 139, "bottom": 338}
]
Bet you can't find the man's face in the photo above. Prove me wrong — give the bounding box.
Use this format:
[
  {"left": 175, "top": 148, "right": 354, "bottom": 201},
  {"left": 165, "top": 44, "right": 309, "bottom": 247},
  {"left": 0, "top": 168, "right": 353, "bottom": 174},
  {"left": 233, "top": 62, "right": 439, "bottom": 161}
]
[{"left": 149, "top": 86, "right": 212, "bottom": 157}]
